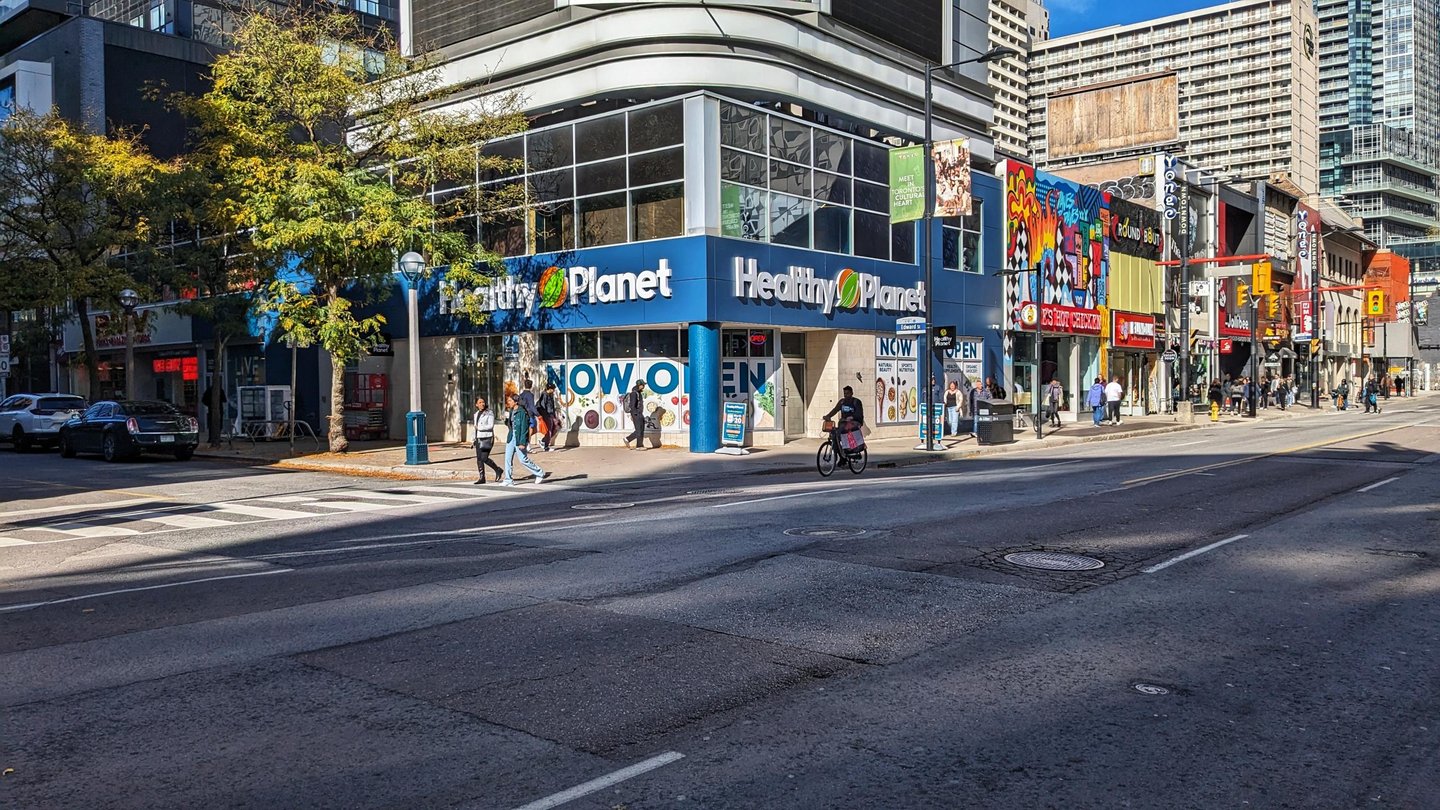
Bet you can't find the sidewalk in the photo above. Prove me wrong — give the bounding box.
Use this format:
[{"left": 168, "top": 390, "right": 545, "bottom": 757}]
[{"left": 194, "top": 402, "right": 1316, "bottom": 483}]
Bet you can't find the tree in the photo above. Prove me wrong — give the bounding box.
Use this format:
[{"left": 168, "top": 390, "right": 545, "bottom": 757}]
[
  {"left": 0, "top": 110, "right": 173, "bottom": 396},
  {"left": 186, "top": 8, "right": 526, "bottom": 452}
]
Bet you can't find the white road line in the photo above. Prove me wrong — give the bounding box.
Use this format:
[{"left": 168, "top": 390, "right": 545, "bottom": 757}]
[
  {"left": 714, "top": 488, "right": 852, "bottom": 509},
  {"left": 1143, "top": 534, "right": 1250, "bottom": 574},
  {"left": 332, "top": 490, "right": 461, "bottom": 504},
  {"left": 1172, "top": 440, "right": 1209, "bottom": 447},
  {"left": 308, "top": 501, "right": 396, "bottom": 512},
  {"left": 393, "top": 485, "right": 500, "bottom": 497},
  {"left": 0, "top": 498, "right": 158, "bottom": 519},
  {"left": 511, "top": 751, "right": 685, "bottom": 810},
  {"left": 33, "top": 523, "right": 140, "bottom": 538},
  {"left": 1358, "top": 476, "right": 1401, "bottom": 493},
  {"left": 207, "top": 503, "right": 320, "bottom": 520},
  {"left": 0, "top": 537, "right": 34, "bottom": 547},
  {"left": 0, "top": 568, "right": 292, "bottom": 613},
  {"left": 250, "top": 495, "right": 319, "bottom": 504},
  {"left": 130, "top": 512, "right": 234, "bottom": 529}
]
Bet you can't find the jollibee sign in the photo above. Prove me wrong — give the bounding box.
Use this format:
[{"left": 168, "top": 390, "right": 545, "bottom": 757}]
[{"left": 1112, "top": 311, "right": 1157, "bottom": 350}]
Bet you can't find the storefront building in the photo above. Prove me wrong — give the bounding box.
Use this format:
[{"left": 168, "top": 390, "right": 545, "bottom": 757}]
[
  {"left": 1105, "top": 197, "right": 1165, "bottom": 415},
  {"left": 370, "top": 95, "right": 1006, "bottom": 450}
]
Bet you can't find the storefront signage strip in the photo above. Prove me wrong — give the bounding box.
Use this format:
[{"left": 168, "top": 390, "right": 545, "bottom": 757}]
[
  {"left": 440, "top": 259, "right": 676, "bottom": 316},
  {"left": 1015, "top": 302, "right": 1103, "bottom": 335},
  {"left": 1112, "top": 312, "right": 1158, "bottom": 350},
  {"left": 732, "top": 257, "right": 924, "bottom": 315}
]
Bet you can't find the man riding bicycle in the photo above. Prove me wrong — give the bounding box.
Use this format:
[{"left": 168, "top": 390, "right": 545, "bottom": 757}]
[
  {"left": 817, "top": 385, "right": 868, "bottom": 476},
  {"left": 823, "top": 385, "right": 866, "bottom": 431}
]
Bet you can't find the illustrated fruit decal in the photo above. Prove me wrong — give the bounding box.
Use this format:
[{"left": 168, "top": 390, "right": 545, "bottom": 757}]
[
  {"left": 836, "top": 268, "right": 861, "bottom": 309},
  {"left": 538, "top": 266, "right": 568, "bottom": 308}
]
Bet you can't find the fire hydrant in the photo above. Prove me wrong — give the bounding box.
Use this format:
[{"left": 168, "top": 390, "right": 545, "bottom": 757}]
[{"left": 1210, "top": 401, "right": 1220, "bottom": 422}]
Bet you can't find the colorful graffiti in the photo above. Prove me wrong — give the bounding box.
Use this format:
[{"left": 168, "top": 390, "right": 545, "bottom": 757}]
[{"left": 1003, "top": 161, "right": 1110, "bottom": 333}]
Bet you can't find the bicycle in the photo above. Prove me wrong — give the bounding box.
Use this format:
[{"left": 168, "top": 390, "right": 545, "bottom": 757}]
[{"left": 817, "top": 420, "right": 867, "bottom": 476}]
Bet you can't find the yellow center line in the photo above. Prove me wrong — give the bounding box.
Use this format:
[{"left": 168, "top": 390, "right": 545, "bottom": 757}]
[{"left": 1120, "top": 420, "right": 1424, "bottom": 488}]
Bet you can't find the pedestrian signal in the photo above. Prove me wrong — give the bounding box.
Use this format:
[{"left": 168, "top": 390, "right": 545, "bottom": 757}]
[{"left": 1366, "top": 289, "right": 1385, "bottom": 315}]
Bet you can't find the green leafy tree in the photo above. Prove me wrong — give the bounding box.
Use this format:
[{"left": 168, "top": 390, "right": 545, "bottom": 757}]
[
  {"left": 185, "top": 8, "right": 526, "bottom": 451},
  {"left": 0, "top": 109, "right": 173, "bottom": 396}
]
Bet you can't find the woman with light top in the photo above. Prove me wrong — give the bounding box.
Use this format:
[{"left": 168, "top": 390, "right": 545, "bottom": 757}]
[{"left": 471, "top": 396, "right": 504, "bottom": 485}]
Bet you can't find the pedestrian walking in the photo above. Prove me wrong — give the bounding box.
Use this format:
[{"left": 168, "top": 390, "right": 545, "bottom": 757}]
[
  {"left": 471, "top": 396, "right": 503, "bottom": 484},
  {"left": 537, "top": 381, "right": 561, "bottom": 451},
  {"left": 944, "top": 381, "right": 961, "bottom": 437},
  {"left": 1088, "top": 377, "right": 1105, "bottom": 426},
  {"left": 1104, "top": 376, "right": 1124, "bottom": 425},
  {"left": 1275, "top": 377, "right": 1289, "bottom": 411},
  {"left": 202, "top": 384, "right": 229, "bottom": 445},
  {"left": 518, "top": 378, "right": 541, "bottom": 451},
  {"left": 1395, "top": 375, "right": 1406, "bottom": 398},
  {"left": 1364, "top": 378, "right": 1380, "bottom": 413},
  {"left": 1207, "top": 380, "right": 1223, "bottom": 412},
  {"left": 501, "top": 392, "right": 546, "bottom": 486},
  {"left": 622, "top": 380, "right": 648, "bottom": 449},
  {"left": 1043, "top": 377, "right": 1063, "bottom": 428}
]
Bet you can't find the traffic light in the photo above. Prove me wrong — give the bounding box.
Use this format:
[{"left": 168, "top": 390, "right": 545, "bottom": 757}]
[
  {"left": 1252, "top": 261, "right": 1271, "bottom": 292},
  {"left": 1366, "top": 289, "right": 1385, "bottom": 316},
  {"left": 1235, "top": 281, "right": 1249, "bottom": 308}
]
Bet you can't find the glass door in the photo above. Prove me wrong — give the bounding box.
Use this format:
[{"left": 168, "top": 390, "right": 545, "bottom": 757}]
[
  {"left": 782, "top": 361, "right": 806, "bottom": 439},
  {"left": 458, "top": 336, "right": 506, "bottom": 439}
]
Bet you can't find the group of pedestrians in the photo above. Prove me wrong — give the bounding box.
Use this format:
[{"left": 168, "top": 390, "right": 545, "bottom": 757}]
[
  {"left": 1085, "top": 376, "right": 1126, "bottom": 426},
  {"left": 470, "top": 378, "right": 564, "bottom": 486}
]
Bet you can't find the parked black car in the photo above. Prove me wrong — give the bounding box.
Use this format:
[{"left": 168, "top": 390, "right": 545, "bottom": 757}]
[{"left": 59, "top": 400, "right": 200, "bottom": 462}]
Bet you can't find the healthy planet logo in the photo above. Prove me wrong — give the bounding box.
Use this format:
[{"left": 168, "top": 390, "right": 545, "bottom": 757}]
[
  {"left": 836, "top": 268, "right": 862, "bottom": 309},
  {"left": 538, "top": 266, "right": 568, "bottom": 308}
]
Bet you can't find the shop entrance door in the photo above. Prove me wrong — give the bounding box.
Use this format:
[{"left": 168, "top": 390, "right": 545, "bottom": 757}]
[
  {"left": 782, "top": 361, "right": 806, "bottom": 439},
  {"left": 459, "top": 336, "right": 507, "bottom": 440}
]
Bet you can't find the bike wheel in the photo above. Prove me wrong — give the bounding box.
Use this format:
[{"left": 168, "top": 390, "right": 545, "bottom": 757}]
[
  {"left": 816, "top": 441, "right": 836, "bottom": 476},
  {"left": 847, "top": 446, "right": 868, "bottom": 474}
]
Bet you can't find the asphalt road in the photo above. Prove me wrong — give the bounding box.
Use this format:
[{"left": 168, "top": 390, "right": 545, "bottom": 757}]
[{"left": 3, "top": 400, "right": 1439, "bottom": 809}]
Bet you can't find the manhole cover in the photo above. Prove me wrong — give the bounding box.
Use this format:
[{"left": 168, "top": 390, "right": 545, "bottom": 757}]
[
  {"left": 1003, "top": 551, "right": 1105, "bottom": 571},
  {"left": 571, "top": 502, "right": 636, "bottom": 511},
  {"left": 1133, "top": 683, "right": 1171, "bottom": 696},
  {"left": 784, "top": 526, "right": 867, "bottom": 538}
]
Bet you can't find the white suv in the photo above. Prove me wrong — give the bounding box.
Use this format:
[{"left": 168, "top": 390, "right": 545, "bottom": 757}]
[{"left": 0, "top": 393, "right": 88, "bottom": 451}]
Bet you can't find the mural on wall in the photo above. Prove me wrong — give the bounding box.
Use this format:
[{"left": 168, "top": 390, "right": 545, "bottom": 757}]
[
  {"left": 542, "top": 358, "right": 776, "bottom": 433},
  {"left": 1002, "top": 161, "right": 1110, "bottom": 334},
  {"left": 874, "top": 337, "right": 919, "bottom": 425}
]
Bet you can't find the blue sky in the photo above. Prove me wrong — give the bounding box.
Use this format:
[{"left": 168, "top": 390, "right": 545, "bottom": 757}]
[{"left": 1048, "top": 0, "right": 1228, "bottom": 37}]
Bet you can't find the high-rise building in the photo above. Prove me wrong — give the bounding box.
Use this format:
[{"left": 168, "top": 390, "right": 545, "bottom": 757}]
[
  {"left": 985, "top": 0, "right": 1045, "bottom": 159},
  {"left": 1026, "top": 0, "right": 1322, "bottom": 196},
  {"left": 1316, "top": 0, "right": 1440, "bottom": 283}
]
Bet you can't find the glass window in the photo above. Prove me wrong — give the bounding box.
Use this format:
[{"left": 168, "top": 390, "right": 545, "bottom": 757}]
[
  {"left": 575, "top": 114, "right": 627, "bottom": 163},
  {"left": 720, "top": 103, "right": 766, "bottom": 152},
  {"left": 0, "top": 396, "right": 21, "bottom": 411},
  {"left": 769, "top": 118, "right": 811, "bottom": 164},
  {"left": 527, "top": 127, "right": 573, "bottom": 171},
  {"left": 721, "top": 184, "right": 766, "bottom": 241},
  {"left": 633, "top": 184, "right": 683, "bottom": 242},
  {"left": 853, "top": 141, "right": 887, "bottom": 183},
  {"left": 530, "top": 168, "right": 573, "bottom": 203},
  {"left": 568, "top": 331, "right": 598, "bottom": 360},
  {"left": 854, "top": 211, "right": 889, "bottom": 260},
  {"left": 723, "top": 329, "right": 750, "bottom": 357},
  {"left": 770, "top": 194, "right": 811, "bottom": 248},
  {"left": 540, "top": 333, "right": 566, "bottom": 361},
  {"left": 942, "top": 225, "right": 961, "bottom": 270},
  {"left": 482, "top": 209, "right": 526, "bottom": 257},
  {"left": 479, "top": 137, "right": 524, "bottom": 182},
  {"left": 854, "top": 180, "right": 888, "bottom": 213},
  {"left": 721, "top": 148, "right": 766, "bottom": 186},
  {"left": 780, "top": 332, "right": 805, "bottom": 357},
  {"left": 814, "top": 205, "right": 851, "bottom": 254},
  {"left": 813, "top": 172, "right": 850, "bottom": 205},
  {"left": 579, "top": 193, "right": 628, "bottom": 247},
  {"left": 639, "top": 329, "right": 679, "bottom": 358},
  {"left": 628, "top": 102, "right": 683, "bottom": 152},
  {"left": 629, "top": 147, "right": 683, "bottom": 187},
  {"left": 748, "top": 329, "right": 773, "bottom": 357},
  {"left": 600, "top": 330, "right": 637, "bottom": 358},
  {"left": 576, "top": 158, "right": 627, "bottom": 196},
  {"left": 892, "top": 222, "right": 915, "bottom": 264},
  {"left": 769, "top": 160, "right": 811, "bottom": 197},
  {"left": 534, "top": 202, "right": 574, "bottom": 254},
  {"left": 813, "top": 130, "right": 851, "bottom": 174}
]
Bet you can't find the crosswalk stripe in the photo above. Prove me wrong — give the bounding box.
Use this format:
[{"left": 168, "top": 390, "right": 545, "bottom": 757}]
[
  {"left": 0, "top": 537, "right": 34, "bottom": 546},
  {"left": 332, "top": 490, "right": 460, "bottom": 504},
  {"left": 249, "top": 495, "right": 318, "bottom": 504},
  {"left": 130, "top": 513, "right": 235, "bottom": 529},
  {"left": 208, "top": 503, "right": 320, "bottom": 520},
  {"left": 392, "top": 485, "right": 496, "bottom": 497},
  {"left": 308, "top": 501, "right": 396, "bottom": 512},
  {"left": 32, "top": 523, "right": 140, "bottom": 538}
]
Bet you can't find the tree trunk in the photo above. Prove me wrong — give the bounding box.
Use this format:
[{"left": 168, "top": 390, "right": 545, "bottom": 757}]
[
  {"left": 328, "top": 350, "right": 348, "bottom": 453},
  {"left": 208, "top": 334, "right": 228, "bottom": 447},
  {"left": 75, "top": 297, "right": 100, "bottom": 399}
]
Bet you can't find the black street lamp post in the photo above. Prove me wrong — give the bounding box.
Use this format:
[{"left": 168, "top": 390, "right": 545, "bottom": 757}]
[
  {"left": 118, "top": 288, "right": 139, "bottom": 401},
  {"left": 919, "top": 45, "right": 1019, "bottom": 451}
]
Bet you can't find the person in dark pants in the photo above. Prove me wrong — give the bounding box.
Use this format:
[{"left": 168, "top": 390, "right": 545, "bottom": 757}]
[
  {"left": 471, "top": 396, "right": 503, "bottom": 484},
  {"left": 623, "top": 380, "right": 648, "bottom": 449},
  {"left": 519, "top": 378, "right": 541, "bottom": 451},
  {"left": 202, "top": 384, "right": 228, "bottom": 445},
  {"left": 537, "top": 381, "right": 560, "bottom": 451}
]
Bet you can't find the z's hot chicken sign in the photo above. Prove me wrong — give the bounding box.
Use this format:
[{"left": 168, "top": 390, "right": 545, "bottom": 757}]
[{"left": 1112, "top": 311, "right": 1158, "bottom": 350}]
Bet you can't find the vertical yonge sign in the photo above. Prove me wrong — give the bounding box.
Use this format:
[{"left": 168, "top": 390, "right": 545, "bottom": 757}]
[
  {"left": 732, "top": 257, "right": 925, "bottom": 314},
  {"left": 439, "top": 259, "right": 675, "bottom": 315}
]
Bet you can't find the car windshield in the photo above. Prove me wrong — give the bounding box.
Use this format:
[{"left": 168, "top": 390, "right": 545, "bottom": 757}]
[
  {"left": 36, "top": 397, "right": 86, "bottom": 413},
  {"left": 121, "top": 402, "right": 181, "bottom": 416}
]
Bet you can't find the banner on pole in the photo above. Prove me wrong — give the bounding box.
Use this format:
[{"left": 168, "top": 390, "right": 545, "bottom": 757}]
[
  {"left": 889, "top": 146, "right": 924, "bottom": 223},
  {"left": 932, "top": 138, "right": 973, "bottom": 217}
]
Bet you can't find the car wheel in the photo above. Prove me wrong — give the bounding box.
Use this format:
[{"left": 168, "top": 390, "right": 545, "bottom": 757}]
[
  {"left": 58, "top": 431, "right": 76, "bottom": 458},
  {"left": 174, "top": 448, "right": 194, "bottom": 461},
  {"left": 102, "top": 433, "right": 125, "bottom": 463},
  {"left": 12, "top": 426, "right": 29, "bottom": 452}
]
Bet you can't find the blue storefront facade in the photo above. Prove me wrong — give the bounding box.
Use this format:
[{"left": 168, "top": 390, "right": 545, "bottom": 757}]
[{"left": 364, "top": 94, "right": 1007, "bottom": 452}]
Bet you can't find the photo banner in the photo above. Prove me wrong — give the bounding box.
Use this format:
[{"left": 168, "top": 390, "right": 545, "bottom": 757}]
[
  {"left": 932, "top": 138, "right": 973, "bottom": 217},
  {"left": 889, "top": 145, "right": 924, "bottom": 223}
]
